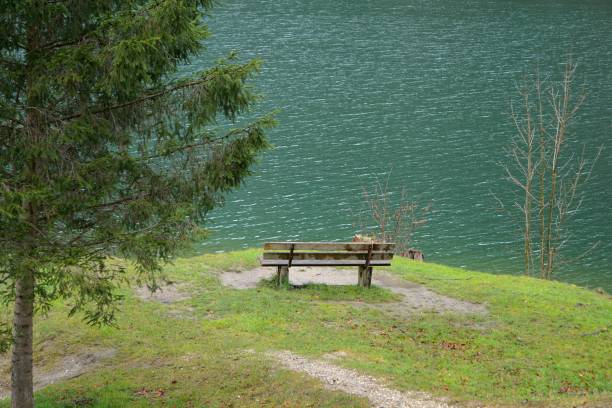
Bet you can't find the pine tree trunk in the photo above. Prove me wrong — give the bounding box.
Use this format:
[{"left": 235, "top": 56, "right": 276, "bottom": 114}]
[
  {"left": 11, "top": 269, "right": 35, "bottom": 408},
  {"left": 13, "top": 17, "right": 38, "bottom": 408}
]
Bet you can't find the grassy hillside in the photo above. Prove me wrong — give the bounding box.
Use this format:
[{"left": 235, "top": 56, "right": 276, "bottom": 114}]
[{"left": 1, "top": 249, "right": 610, "bottom": 407}]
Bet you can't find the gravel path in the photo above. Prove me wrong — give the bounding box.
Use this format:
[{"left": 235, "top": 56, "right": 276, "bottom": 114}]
[
  {"left": 220, "top": 267, "right": 487, "bottom": 315},
  {"left": 265, "top": 350, "right": 454, "bottom": 408}
]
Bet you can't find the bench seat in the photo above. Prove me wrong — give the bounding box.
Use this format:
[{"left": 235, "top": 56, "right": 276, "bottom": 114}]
[
  {"left": 260, "top": 241, "right": 395, "bottom": 287},
  {"left": 261, "top": 259, "right": 392, "bottom": 267}
]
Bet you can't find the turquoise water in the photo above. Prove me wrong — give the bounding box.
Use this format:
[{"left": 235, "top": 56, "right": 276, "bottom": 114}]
[{"left": 188, "top": 0, "right": 612, "bottom": 291}]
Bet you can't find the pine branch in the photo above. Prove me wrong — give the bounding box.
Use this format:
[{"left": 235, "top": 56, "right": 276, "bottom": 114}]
[
  {"left": 140, "top": 125, "right": 258, "bottom": 161},
  {"left": 62, "top": 77, "right": 211, "bottom": 121}
]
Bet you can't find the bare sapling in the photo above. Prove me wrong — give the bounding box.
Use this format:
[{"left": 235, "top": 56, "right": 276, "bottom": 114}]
[{"left": 501, "top": 59, "right": 602, "bottom": 279}]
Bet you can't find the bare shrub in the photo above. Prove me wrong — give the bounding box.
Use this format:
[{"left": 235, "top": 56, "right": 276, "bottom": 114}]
[{"left": 355, "top": 173, "right": 430, "bottom": 256}]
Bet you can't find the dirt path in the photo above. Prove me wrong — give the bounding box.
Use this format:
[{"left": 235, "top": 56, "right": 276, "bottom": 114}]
[
  {"left": 220, "top": 267, "right": 487, "bottom": 315},
  {"left": 264, "top": 349, "right": 454, "bottom": 408},
  {"left": 0, "top": 349, "right": 116, "bottom": 400}
]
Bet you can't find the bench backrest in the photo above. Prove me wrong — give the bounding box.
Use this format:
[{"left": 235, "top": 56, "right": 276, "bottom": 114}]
[{"left": 262, "top": 242, "right": 395, "bottom": 267}]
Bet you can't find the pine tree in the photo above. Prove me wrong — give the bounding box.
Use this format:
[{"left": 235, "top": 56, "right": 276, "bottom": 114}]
[{"left": 0, "top": 1, "right": 274, "bottom": 406}]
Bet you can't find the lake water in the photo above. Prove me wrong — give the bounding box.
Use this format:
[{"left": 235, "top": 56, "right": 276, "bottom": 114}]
[{"left": 188, "top": 0, "right": 612, "bottom": 291}]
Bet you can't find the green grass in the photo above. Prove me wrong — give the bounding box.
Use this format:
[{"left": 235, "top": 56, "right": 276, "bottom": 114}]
[
  {"left": 1, "top": 248, "right": 610, "bottom": 407},
  {"left": 258, "top": 279, "right": 401, "bottom": 302}
]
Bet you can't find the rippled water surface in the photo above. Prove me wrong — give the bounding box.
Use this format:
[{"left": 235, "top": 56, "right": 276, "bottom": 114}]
[{"left": 189, "top": 0, "right": 612, "bottom": 291}]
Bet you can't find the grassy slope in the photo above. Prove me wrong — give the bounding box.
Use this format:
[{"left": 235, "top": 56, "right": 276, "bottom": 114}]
[{"left": 1, "top": 249, "right": 610, "bottom": 407}]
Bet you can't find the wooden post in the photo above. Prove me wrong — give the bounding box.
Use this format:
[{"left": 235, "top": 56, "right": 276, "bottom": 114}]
[
  {"left": 358, "top": 243, "right": 373, "bottom": 288},
  {"left": 358, "top": 266, "right": 365, "bottom": 287},
  {"left": 277, "top": 243, "right": 294, "bottom": 287},
  {"left": 365, "top": 267, "right": 373, "bottom": 288},
  {"left": 279, "top": 266, "right": 289, "bottom": 286}
]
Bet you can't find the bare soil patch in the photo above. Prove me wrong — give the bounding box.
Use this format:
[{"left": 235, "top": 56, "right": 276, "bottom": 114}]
[
  {"left": 372, "top": 272, "right": 487, "bottom": 315},
  {"left": 134, "top": 281, "right": 191, "bottom": 304},
  {"left": 0, "top": 348, "right": 116, "bottom": 400},
  {"left": 220, "top": 267, "right": 487, "bottom": 315},
  {"left": 265, "top": 349, "right": 453, "bottom": 408}
]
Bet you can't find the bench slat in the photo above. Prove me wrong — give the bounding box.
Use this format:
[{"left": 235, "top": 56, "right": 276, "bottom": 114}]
[
  {"left": 263, "top": 242, "right": 395, "bottom": 252},
  {"left": 261, "top": 259, "right": 392, "bottom": 267},
  {"left": 262, "top": 251, "right": 393, "bottom": 261}
]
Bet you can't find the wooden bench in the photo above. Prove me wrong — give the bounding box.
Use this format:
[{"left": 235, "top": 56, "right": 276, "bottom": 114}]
[{"left": 261, "top": 242, "right": 395, "bottom": 288}]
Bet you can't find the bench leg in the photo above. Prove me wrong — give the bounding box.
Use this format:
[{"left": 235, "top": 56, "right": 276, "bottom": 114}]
[
  {"left": 358, "top": 266, "right": 373, "bottom": 288},
  {"left": 357, "top": 266, "right": 365, "bottom": 286},
  {"left": 277, "top": 266, "right": 289, "bottom": 287},
  {"left": 365, "top": 267, "right": 372, "bottom": 288}
]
